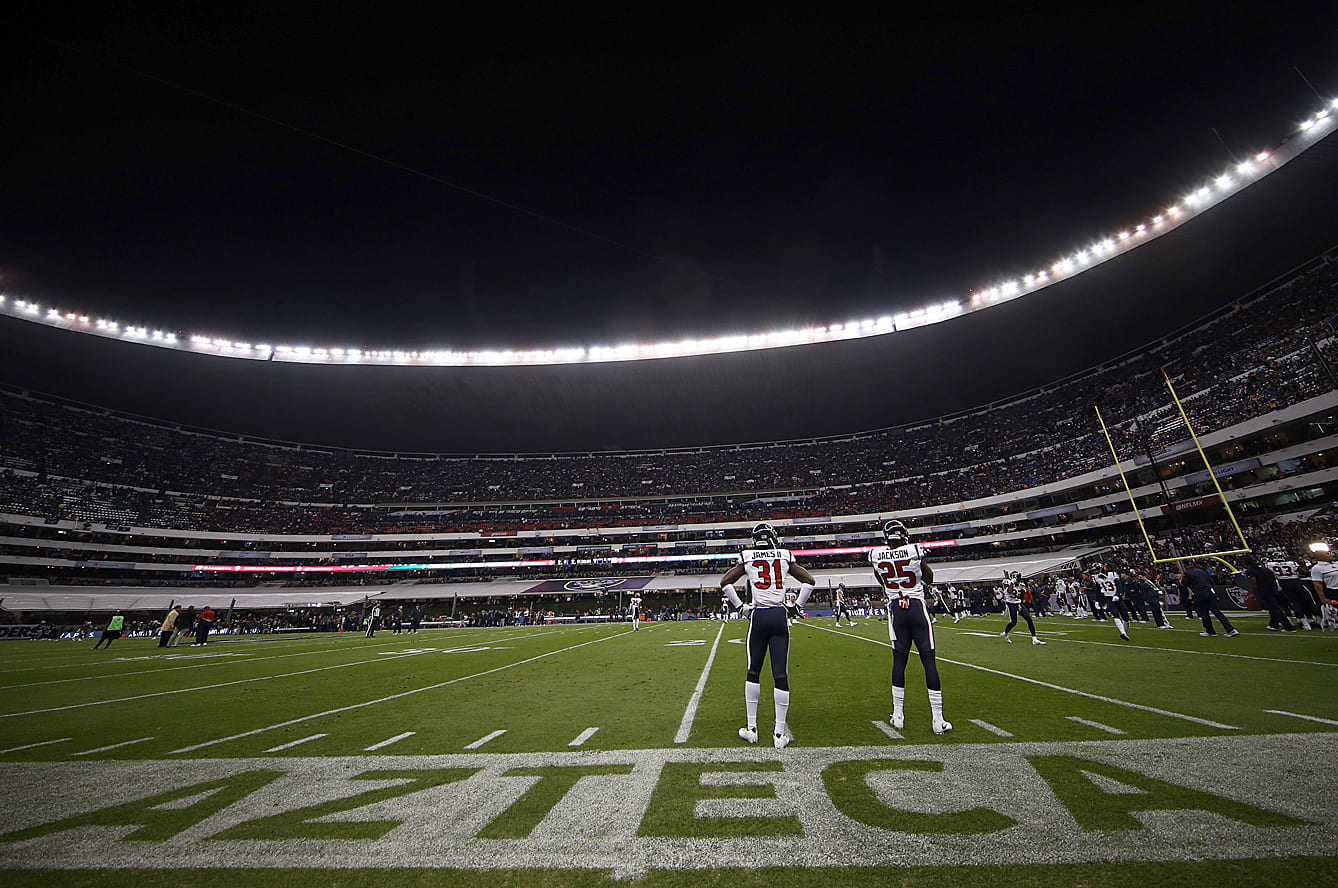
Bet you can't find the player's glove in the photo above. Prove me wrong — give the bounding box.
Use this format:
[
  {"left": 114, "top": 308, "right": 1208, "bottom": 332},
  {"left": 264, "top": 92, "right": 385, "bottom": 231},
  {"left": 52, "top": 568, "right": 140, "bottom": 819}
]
[
  {"left": 786, "top": 603, "right": 802, "bottom": 619},
  {"left": 740, "top": 603, "right": 755, "bottom": 619}
]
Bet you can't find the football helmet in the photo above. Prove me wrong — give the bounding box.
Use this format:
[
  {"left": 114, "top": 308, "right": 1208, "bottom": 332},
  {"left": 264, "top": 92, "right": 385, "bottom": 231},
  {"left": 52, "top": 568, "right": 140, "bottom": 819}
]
[
  {"left": 751, "top": 522, "right": 781, "bottom": 549},
  {"left": 883, "top": 519, "right": 910, "bottom": 547}
]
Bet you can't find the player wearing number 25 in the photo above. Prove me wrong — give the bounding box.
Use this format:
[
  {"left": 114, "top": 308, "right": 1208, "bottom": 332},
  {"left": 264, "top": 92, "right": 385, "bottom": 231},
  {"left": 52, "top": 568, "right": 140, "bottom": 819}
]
[
  {"left": 719, "top": 522, "right": 817, "bottom": 749},
  {"left": 870, "top": 520, "right": 951, "bottom": 735}
]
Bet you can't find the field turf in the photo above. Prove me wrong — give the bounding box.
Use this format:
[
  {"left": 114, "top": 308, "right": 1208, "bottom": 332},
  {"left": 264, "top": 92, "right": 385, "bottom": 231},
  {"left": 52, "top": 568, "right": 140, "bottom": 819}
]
[{"left": 0, "top": 613, "right": 1335, "bottom": 886}]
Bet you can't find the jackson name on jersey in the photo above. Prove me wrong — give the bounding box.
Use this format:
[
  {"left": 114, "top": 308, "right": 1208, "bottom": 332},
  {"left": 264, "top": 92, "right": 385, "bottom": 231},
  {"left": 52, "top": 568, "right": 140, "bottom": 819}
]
[{"left": 868, "top": 543, "right": 927, "bottom": 600}]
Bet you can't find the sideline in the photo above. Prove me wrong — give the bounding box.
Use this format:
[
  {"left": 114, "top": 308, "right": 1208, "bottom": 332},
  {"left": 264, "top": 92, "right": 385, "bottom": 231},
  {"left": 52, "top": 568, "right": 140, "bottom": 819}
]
[{"left": 804, "top": 622, "right": 1239, "bottom": 730}]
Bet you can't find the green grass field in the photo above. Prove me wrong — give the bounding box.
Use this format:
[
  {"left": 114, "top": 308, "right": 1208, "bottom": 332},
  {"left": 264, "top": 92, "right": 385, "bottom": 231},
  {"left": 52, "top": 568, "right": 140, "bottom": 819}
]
[{"left": 1, "top": 613, "right": 1336, "bottom": 887}]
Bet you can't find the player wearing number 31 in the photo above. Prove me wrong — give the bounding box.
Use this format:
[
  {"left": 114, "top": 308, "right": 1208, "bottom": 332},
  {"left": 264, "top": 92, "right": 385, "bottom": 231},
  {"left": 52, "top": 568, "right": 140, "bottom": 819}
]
[
  {"left": 870, "top": 519, "right": 951, "bottom": 735},
  {"left": 719, "top": 522, "right": 817, "bottom": 749}
]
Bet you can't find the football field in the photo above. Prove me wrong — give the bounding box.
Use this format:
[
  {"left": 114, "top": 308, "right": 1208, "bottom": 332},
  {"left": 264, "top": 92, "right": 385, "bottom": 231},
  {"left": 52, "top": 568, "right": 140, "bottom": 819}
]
[{"left": 1, "top": 614, "right": 1336, "bottom": 887}]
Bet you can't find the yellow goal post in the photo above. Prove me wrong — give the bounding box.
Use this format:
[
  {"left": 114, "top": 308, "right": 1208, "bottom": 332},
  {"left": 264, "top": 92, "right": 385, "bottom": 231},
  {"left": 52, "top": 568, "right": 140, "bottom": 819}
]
[{"left": 1093, "top": 368, "right": 1250, "bottom": 570}]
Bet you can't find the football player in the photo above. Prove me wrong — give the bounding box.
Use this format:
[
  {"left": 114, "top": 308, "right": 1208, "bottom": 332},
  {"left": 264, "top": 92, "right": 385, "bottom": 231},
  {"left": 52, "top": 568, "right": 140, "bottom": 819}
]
[
  {"left": 628, "top": 594, "right": 642, "bottom": 631},
  {"left": 720, "top": 522, "right": 817, "bottom": 748},
  {"left": 834, "top": 583, "right": 857, "bottom": 626},
  {"left": 1092, "top": 563, "right": 1131, "bottom": 640},
  {"left": 869, "top": 519, "right": 951, "bottom": 735},
  {"left": 1266, "top": 548, "right": 1320, "bottom": 630},
  {"left": 998, "top": 570, "right": 1045, "bottom": 645}
]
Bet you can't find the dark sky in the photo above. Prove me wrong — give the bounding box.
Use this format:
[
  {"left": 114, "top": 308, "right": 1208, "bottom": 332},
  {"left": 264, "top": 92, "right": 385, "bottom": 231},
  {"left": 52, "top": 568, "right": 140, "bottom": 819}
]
[
  {"left": 4, "top": 5, "right": 1336, "bottom": 353},
  {"left": 2, "top": 6, "right": 1338, "bottom": 453}
]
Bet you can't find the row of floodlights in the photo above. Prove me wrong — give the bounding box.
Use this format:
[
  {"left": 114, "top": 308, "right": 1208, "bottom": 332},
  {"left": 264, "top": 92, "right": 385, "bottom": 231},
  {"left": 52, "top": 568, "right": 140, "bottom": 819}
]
[{"left": 3, "top": 99, "right": 1335, "bottom": 366}]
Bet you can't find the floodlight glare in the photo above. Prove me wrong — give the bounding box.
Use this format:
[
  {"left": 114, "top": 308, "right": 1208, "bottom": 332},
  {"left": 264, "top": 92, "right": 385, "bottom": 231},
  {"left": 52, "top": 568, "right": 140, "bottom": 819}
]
[{"left": 1309, "top": 541, "right": 1330, "bottom": 553}]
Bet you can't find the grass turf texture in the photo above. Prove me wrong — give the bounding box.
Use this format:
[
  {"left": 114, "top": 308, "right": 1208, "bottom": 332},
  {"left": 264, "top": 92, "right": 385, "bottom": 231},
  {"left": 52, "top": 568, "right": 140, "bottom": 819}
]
[{"left": 0, "top": 615, "right": 1335, "bottom": 886}]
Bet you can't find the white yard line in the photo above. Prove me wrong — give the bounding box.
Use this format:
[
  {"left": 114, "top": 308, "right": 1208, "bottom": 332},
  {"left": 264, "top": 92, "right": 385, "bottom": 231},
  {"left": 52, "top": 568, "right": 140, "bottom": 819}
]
[
  {"left": 263, "top": 733, "right": 328, "bottom": 753},
  {"left": 872, "top": 720, "right": 903, "bottom": 740},
  {"left": 364, "top": 731, "right": 417, "bottom": 751},
  {"left": 0, "top": 637, "right": 435, "bottom": 689},
  {"left": 168, "top": 630, "right": 622, "bottom": 754},
  {"left": 1265, "top": 709, "right": 1338, "bottom": 727},
  {"left": 464, "top": 730, "right": 506, "bottom": 750},
  {"left": 569, "top": 727, "right": 600, "bottom": 747},
  {"left": 70, "top": 736, "right": 154, "bottom": 756},
  {"left": 1067, "top": 716, "right": 1126, "bottom": 735},
  {"left": 1017, "top": 633, "right": 1338, "bottom": 668},
  {"left": 809, "top": 623, "right": 1239, "bottom": 731},
  {"left": 969, "top": 718, "right": 1014, "bottom": 737},
  {"left": 674, "top": 622, "right": 726, "bottom": 744},
  {"left": 0, "top": 737, "right": 70, "bottom": 755},
  {"left": 0, "top": 651, "right": 426, "bottom": 719}
]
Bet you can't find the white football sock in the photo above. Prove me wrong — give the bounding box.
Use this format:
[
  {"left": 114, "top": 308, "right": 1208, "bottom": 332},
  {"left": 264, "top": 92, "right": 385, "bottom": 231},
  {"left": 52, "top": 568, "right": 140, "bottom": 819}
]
[
  {"left": 745, "top": 680, "right": 761, "bottom": 727},
  {"left": 774, "top": 688, "right": 790, "bottom": 732},
  {"left": 927, "top": 689, "right": 943, "bottom": 720}
]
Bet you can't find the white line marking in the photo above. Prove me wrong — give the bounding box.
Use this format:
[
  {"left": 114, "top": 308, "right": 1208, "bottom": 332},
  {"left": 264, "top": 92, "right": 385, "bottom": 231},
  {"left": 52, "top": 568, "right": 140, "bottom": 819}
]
[
  {"left": 674, "top": 622, "right": 726, "bottom": 744},
  {"left": 0, "top": 738, "right": 70, "bottom": 755},
  {"left": 969, "top": 719, "right": 1014, "bottom": 737},
  {"left": 263, "top": 733, "right": 328, "bottom": 753},
  {"left": 168, "top": 630, "right": 622, "bottom": 754},
  {"left": 1032, "top": 635, "right": 1338, "bottom": 668},
  {"left": 1067, "top": 716, "right": 1126, "bottom": 735},
  {"left": 70, "top": 736, "right": 154, "bottom": 756},
  {"left": 0, "top": 651, "right": 428, "bottom": 718},
  {"left": 1265, "top": 709, "right": 1338, "bottom": 727},
  {"left": 809, "top": 623, "right": 1239, "bottom": 730},
  {"left": 465, "top": 730, "right": 506, "bottom": 749},
  {"left": 872, "top": 720, "right": 903, "bottom": 740},
  {"left": 569, "top": 727, "right": 600, "bottom": 747},
  {"left": 364, "top": 731, "right": 416, "bottom": 751}
]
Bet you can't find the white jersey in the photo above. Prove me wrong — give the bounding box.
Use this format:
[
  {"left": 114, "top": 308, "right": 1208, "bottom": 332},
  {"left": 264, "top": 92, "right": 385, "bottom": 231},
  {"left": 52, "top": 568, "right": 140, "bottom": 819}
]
[
  {"left": 1094, "top": 571, "right": 1120, "bottom": 599},
  {"left": 1000, "top": 579, "right": 1025, "bottom": 605},
  {"left": 738, "top": 548, "right": 795, "bottom": 608},
  {"left": 1309, "top": 561, "right": 1338, "bottom": 592},
  {"left": 868, "top": 543, "right": 928, "bottom": 600},
  {"left": 1266, "top": 559, "right": 1302, "bottom": 581},
  {"left": 629, "top": 596, "right": 642, "bottom": 611}
]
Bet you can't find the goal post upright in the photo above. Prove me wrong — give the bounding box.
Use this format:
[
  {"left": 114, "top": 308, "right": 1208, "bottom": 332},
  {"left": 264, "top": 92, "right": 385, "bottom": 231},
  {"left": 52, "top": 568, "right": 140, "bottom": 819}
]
[
  {"left": 1160, "top": 367, "right": 1251, "bottom": 558},
  {"left": 1092, "top": 370, "right": 1250, "bottom": 567},
  {"left": 1093, "top": 403, "right": 1159, "bottom": 558}
]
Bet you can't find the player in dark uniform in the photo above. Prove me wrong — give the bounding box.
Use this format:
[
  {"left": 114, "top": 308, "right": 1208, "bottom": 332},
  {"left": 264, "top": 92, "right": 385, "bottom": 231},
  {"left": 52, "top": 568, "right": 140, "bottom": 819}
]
[
  {"left": 720, "top": 522, "right": 817, "bottom": 749},
  {"left": 870, "top": 519, "right": 951, "bottom": 735},
  {"left": 1265, "top": 549, "right": 1320, "bottom": 630}
]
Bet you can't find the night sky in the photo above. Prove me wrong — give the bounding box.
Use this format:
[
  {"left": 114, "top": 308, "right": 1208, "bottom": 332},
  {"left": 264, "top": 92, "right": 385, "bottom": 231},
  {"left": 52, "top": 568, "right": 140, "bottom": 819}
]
[{"left": 2, "top": 6, "right": 1337, "bottom": 452}]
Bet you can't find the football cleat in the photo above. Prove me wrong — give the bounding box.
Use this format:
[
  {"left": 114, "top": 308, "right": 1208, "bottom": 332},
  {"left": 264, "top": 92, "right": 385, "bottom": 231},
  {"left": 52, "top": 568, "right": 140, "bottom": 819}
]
[
  {"left": 739, "top": 725, "right": 758, "bottom": 744},
  {"left": 1032, "top": 636, "right": 1046, "bottom": 645},
  {"left": 1120, "top": 633, "right": 1130, "bottom": 641},
  {"left": 932, "top": 718, "right": 953, "bottom": 735},
  {"left": 773, "top": 729, "right": 792, "bottom": 749},
  {"left": 890, "top": 712, "right": 904, "bottom": 730},
  {"left": 1002, "top": 632, "right": 1011, "bottom": 643},
  {"left": 1225, "top": 629, "right": 1239, "bottom": 637}
]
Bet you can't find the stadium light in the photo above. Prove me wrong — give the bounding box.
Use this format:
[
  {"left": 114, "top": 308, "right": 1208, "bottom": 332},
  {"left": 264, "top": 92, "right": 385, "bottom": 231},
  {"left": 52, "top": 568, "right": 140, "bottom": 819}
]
[{"left": 2, "top": 96, "right": 1333, "bottom": 367}]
